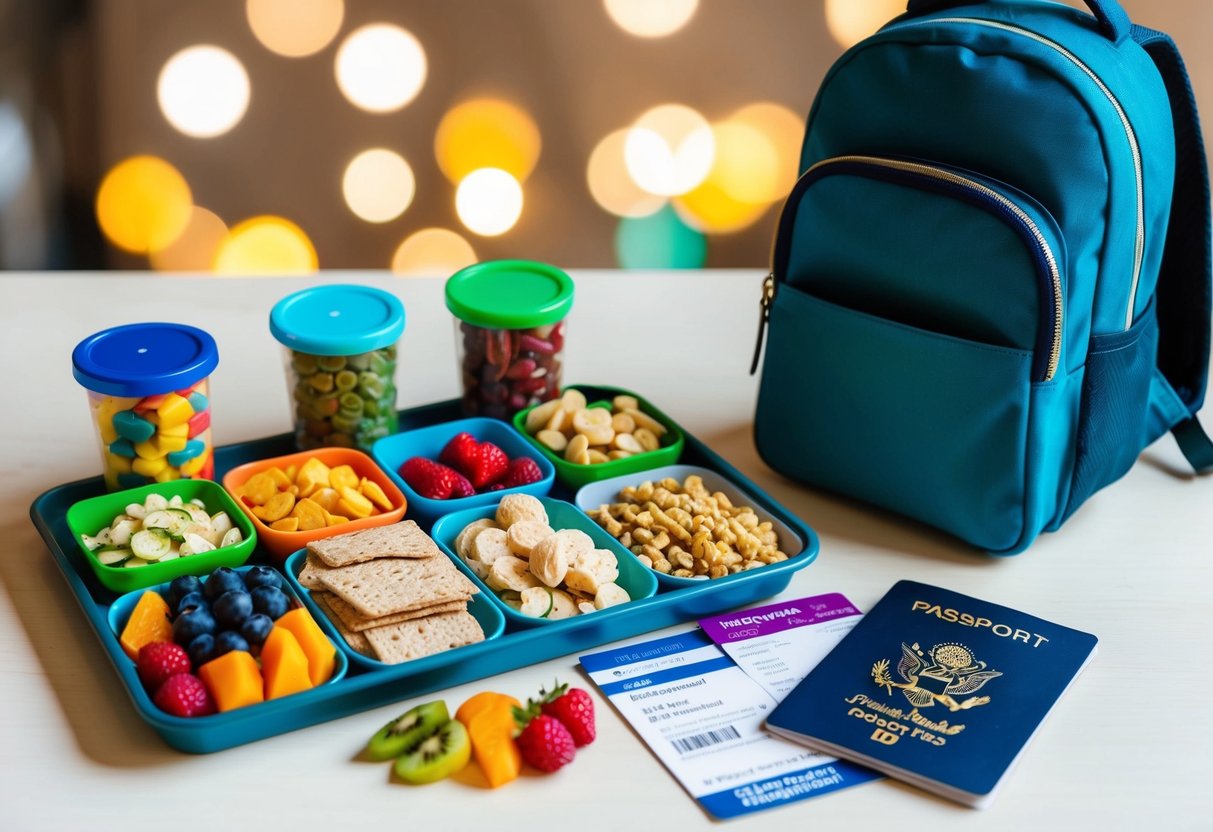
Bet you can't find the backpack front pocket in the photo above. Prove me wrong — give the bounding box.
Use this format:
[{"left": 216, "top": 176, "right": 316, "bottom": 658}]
[{"left": 754, "top": 155, "right": 1071, "bottom": 552}]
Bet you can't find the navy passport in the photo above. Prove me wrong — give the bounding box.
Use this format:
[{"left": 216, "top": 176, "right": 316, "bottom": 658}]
[{"left": 765, "top": 580, "right": 1097, "bottom": 808}]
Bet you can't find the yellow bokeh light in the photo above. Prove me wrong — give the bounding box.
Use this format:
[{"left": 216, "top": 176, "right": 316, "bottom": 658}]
[
  {"left": 157, "top": 45, "right": 250, "bottom": 138},
  {"left": 213, "top": 216, "right": 318, "bottom": 275},
  {"left": 729, "top": 102, "right": 804, "bottom": 202},
  {"left": 391, "top": 228, "right": 477, "bottom": 276},
  {"left": 604, "top": 0, "right": 699, "bottom": 38},
  {"left": 673, "top": 122, "right": 777, "bottom": 234},
  {"left": 95, "top": 155, "right": 193, "bottom": 254},
  {"left": 586, "top": 129, "right": 666, "bottom": 218},
  {"left": 335, "top": 24, "right": 426, "bottom": 113},
  {"left": 435, "top": 99, "right": 541, "bottom": 184},
  {"left": 455, "top": 168, "right": 523, "bottom": 237},
  {"left": 342, "top": 148, "right": 415, "bottom": 223},
  {"left": 246, "top": 0, "right": 344, "bottom": 58},
  {"left": 825, "top": 0, "right": 905, "bottom": 49},
  {"left": 624, "top": 104, "right": 715, "bottom": 197},
  {"left": 150, "top": 206, "right": 229, "bottom": 272}
]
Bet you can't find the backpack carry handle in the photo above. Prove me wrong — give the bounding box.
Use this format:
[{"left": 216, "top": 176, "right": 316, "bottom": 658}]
[{"left": 904, "top": 0, "right": 1131, "bottom": 44}]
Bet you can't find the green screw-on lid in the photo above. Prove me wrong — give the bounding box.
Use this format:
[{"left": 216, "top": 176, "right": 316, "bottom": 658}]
[{"left": 444, "top": 260, "right": 574, "bottom": 330}]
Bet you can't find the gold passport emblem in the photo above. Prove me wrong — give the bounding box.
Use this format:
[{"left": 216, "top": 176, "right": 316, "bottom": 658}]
[{"left": 872, "top": 643, "right": 1002, "bottom": 712}]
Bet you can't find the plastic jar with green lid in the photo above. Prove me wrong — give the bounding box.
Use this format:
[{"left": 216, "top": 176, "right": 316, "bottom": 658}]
[
  {"left": 270, "top": 284, "right": 405, "bottom": 451},
  {"left": 72, "top": 322, "right": 219, "bottom": 491},
  {"left": 445, "top": 260, "right": 574, "bottom": 420}
]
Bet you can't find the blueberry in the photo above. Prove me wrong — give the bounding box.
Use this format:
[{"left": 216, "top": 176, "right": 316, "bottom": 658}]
[
  {"left": 175, "top": 591, "right": 207, "bottom": 616},
  {"left": 187, "top": 633, "right": 215, "bottom": 668},
  {"left": 204, "top": 567, "right": 245, "bottom": 601},
  {"left": 243, "top": 565, "right": 284, "bottom": 592},
  {"left": 241, "top": 613, "right": 274, "bottom": 648},
  {"left": 167, "top": 575, "right": 203, "bottom": 609},
  {"left": 250, "top": 585, "right": 291, "bottom": 620},
  {"left": 212, "top": 630, "right": 250, "bottom": 658},
  {"left": 173, "top": 604, "right": 217, "bottom": 646},
  {"left": 213, "top": 590, "right": 253, "bottom": 630}
]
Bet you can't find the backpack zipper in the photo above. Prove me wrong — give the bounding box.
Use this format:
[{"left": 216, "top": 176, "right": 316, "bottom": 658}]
[
  {"left": 752, "top": 155, "right": 1064, "bottom": 382},
  {"left": 900, "top": 17, "right": 1145, "bottom": 331}
]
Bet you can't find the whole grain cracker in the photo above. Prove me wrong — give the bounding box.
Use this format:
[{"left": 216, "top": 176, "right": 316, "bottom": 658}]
[
  {"left": 308, "top": 520, "right": 442, "bottom": 567},
  {"left": 310, "top": 592, "right": 374, "bottom": 657},
  {"left": 322, "top": 592, "right": 467, "bottom": 632},
  {"left": 297, "top": 553, "right": 334, "bottom": 590},
  {"left": 317, "top": 555, "right": 477, "bottom": 618},
  {"left": 364, "top": 611, "right": 485, "bottom": 664}
]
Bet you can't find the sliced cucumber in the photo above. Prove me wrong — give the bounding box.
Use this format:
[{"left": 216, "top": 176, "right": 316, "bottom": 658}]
[
  {"left": 95, "top": 528, "right": 112, "bottom": 547},
  {"left": 124, "top": 503, "right": 148, "bottom": 521},
  {"left": 219, "top": 528, "right": 244, "bottom": 549},
  {"left": 188, "top": 498, "right": 206, "bottom": 508},
  {"left": 143, "top": 509, "right": 192, "bottom": 538},
  {"left": 109, "top": 519, "right": 136, "bottom": 547},
  {"left": 183, "top": 503, "right": 211, "bottom": 526},
  {"left": 181, "top": 533, "right": 216, "bottom": 557},
  {"left": 81, "top": 534, "right": 102, "bottom": 551},
  {"left": 144, "top": 494, "right": 168, "bottom": 512},
  {"left": 168, "top": 494, "right": 184, "bottom": 508},
  {"left": 124, "top": 558, "right": 148, "bottom": 568},
  {"left": 131, "top": 528, "right": 173, "bottom": 561},
  {"left": 210, "top": 511, "right": 233, "bottom": 538},
  {"left": 519, "top": 586, "right": 554, "bottom": 618},
  {"left": 97, "top": 548, "right": 132, "bottom": 566}
]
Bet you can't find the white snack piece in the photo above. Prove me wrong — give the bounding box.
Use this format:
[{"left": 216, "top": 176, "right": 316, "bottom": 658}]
[{"left": 495, "top": 494, "right": 548, "bottom": 527}]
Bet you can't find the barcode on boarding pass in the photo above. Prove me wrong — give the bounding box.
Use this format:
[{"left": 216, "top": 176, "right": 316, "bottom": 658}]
[{"left": 670, "top": 725, "right": 740, "bottom": 754}]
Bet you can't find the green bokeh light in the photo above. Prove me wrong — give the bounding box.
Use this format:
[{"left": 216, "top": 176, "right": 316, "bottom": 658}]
[{"left": 614, "top": 204, "right": 707, "bottom": 269}]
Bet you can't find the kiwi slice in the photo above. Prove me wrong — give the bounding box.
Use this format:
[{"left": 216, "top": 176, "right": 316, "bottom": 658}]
[
  {"left": 366, "top": 701, "right": 450, "bottom": 761},
  {"left": 393, "top": 719, "right": 471, "bottom": 784}
]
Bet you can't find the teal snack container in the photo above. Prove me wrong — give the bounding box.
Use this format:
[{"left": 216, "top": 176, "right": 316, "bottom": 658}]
[
  {"left": 445, "top": 260, "right": 574, "bottom": 420},
  {"left": 270, "top": 284, "right": 405, "bottom": 452},
  {"left": 72, "top": 322, "right": 219, "bottom": 492}
]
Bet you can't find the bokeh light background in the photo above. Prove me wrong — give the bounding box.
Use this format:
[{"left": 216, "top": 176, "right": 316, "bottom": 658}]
[{"left": 0, "top": 0, "right": 1207, "bottom": 274}]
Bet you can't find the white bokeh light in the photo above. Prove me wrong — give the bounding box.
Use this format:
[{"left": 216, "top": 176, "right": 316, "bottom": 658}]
[
  {"left": 624, "top": 104, "right": 715, "bottom": 197},
  {"left": 342, "top": 148, "right": 416, "bottom": 223},
  {"left": 157, "top": 46, "right": 251, "bottom": 138},
  {"left": 455, "top": 168, "right": 524, "bottom": 237},
  {"left": 335, "top": 24, "right": 427, "bottom": 113},
  {"left": 604, "top": 0, "right": 699, "bottom": 38}
]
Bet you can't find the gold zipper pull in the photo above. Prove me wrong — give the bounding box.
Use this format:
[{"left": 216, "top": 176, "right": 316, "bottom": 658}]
[{"left": 749, "top": 273, "right": 776, "bottom": 376}]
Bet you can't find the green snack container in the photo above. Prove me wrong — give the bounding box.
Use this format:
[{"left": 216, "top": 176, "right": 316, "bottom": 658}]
[
  {"left": 513, "top": 385, "right": 685, "bottom": 488},
  {"left": 445, "top": 259, "right": 574, "bottom": 420},
  {"left": 270, "top": 284, "right": 406, "bottom": 451}
]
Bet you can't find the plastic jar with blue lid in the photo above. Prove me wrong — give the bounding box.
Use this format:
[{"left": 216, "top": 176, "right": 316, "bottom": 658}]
[
  {"left": 72, "top": 322, "right": 219, "bottom": 491},
  {"left": 445, "top": 260, "right": 574, "bottom": 419},
  {"left": 270, "top": 284, "right": 406, "bottom": 451}
]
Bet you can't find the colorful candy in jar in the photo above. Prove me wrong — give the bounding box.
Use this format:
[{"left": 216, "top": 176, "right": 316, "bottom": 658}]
[
  {"left": 73, "top": 323, "right": 218, "bottom": 491},
  {"left": 445, "top": 260, "right": 574, "bottom": 420},
  {"left": 270, "top": 285, "right": 405, "bottom": 452}
]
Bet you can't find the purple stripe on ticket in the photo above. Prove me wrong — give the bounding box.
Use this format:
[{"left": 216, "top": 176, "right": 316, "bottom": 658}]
[{"left": 699, "top": 594, "right": 859, "bottom": 644}]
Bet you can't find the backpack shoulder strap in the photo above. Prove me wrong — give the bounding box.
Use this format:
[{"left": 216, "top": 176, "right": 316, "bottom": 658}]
[{"left": 1132, "top": 25, "right": 1213, "bottom": 473}]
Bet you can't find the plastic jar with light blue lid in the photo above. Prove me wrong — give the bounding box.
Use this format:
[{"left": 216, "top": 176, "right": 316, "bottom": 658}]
[
  {"left": 72, "top": 322, "right": 219, "bottom": 491},
  {"left": 270, "top": 284, "right": 406, "bottom": 451}
]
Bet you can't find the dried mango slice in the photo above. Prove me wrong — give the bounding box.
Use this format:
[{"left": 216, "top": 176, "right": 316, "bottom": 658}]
[
  {"left": 265, "top": 466, "right": 292, "bottom": 490},
  {"left": 359, "top": 478, "right": 393, "bottom": 512},
  {"left": 260, "top": 491, "right": 296, "bottom": 523},
  {"left": 291, "top": 497, "right": 327, "bottom": 531},
  {"left": 242, "top": 472, "right": 277, "bottom": 506},
  {"left": 297, "top": 458, "right": 331, "bottom": 498},
  {"left": 311, "top": 487, "right": 340, "bottom": 514},
  {"left": 324, "top": 512, "right": 351, "bottom": 527},
  {"left": 270, "top": 516, "right": 300, "bottom": 532},
  {"left": 328, "top": 464, "right": 359, "bottom": 493},
  {"left": 337, "top": 487, "right": 373, "bottom": 519}
]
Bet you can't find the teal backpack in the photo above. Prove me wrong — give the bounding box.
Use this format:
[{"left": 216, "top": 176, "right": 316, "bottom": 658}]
[{"left": 752, "top": 0, "right": 1211, "bottom": 554}]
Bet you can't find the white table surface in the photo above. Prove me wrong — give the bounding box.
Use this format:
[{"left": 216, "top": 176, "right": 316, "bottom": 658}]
[{"left": 2, "top": 271, "right": 1210, "bottom": 831}]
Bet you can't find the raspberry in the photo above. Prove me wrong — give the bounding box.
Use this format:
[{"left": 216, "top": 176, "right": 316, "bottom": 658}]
[
  {"left": 502, "top": 457, "right": 544, "bottom": 489},
  {"left": 136, "top": 641, "right": 191, "bottom": 691},
  {"left": 153, "top": 673, "right": 216, "bottom": 718},
  {"left": 541, "top": 684, "right": 596, "bottom": 747},
  {"left": 515, "top": 714, "right": 576, "bottom": 773}
]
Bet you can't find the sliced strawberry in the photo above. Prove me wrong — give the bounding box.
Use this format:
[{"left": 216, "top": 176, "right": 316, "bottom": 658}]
[
  {"left": 501, "top": 457, "right": 544, "bottom": 489},
  {"left": 398, "top": 457, "right": 459, "bottom": 500},
  {"left": 439, "top": 432, "right": 478, "bottom": 470},
  {"left": 462, "top": 441, "right": 510, "bottom": 489}
]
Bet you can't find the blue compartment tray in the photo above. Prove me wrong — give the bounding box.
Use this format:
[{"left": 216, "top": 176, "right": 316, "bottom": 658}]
[{"left": 30, "top": 386, "right": 818, "bottom": 753}]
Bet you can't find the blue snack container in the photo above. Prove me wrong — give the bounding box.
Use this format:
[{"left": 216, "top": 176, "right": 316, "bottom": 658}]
[{"left": 270, "top": 284, "right": 406, "bottom": 452}]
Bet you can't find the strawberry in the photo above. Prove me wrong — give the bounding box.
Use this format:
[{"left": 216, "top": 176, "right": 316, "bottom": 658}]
[
  {"left": 540, "top": 682, "right": 596, "bottom": 747},
  {"left": 450, "top": 471, "right": 476, "bottom": 499},
  {"left": 439, "top": 432, "right": 478, "bottom": 470},
  {"left": 153, "top": 672, "right": 215, "bottom": 718},
  {"left": 136, "top": 641, "right": 191, "bottom": 691},
  {"left": 501, "top": 457, "right": 544, "bottom": 489},
  {"left": 399, "top": 457, "right": 458, "bottom": 500},
  {"left": 460, "top": 441, "right": 510, "bottom": 489},
  {"left": 514, "top": 713, "right": 576, "bottom": 773}
]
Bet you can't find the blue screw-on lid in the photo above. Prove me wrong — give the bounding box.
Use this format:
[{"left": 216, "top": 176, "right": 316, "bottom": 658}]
[
  {"left": 72, "top": 322, "right": 219, "bottom": 397},
  {"left": 269, "top": 284, "right": 405, "bottom": 356}
]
